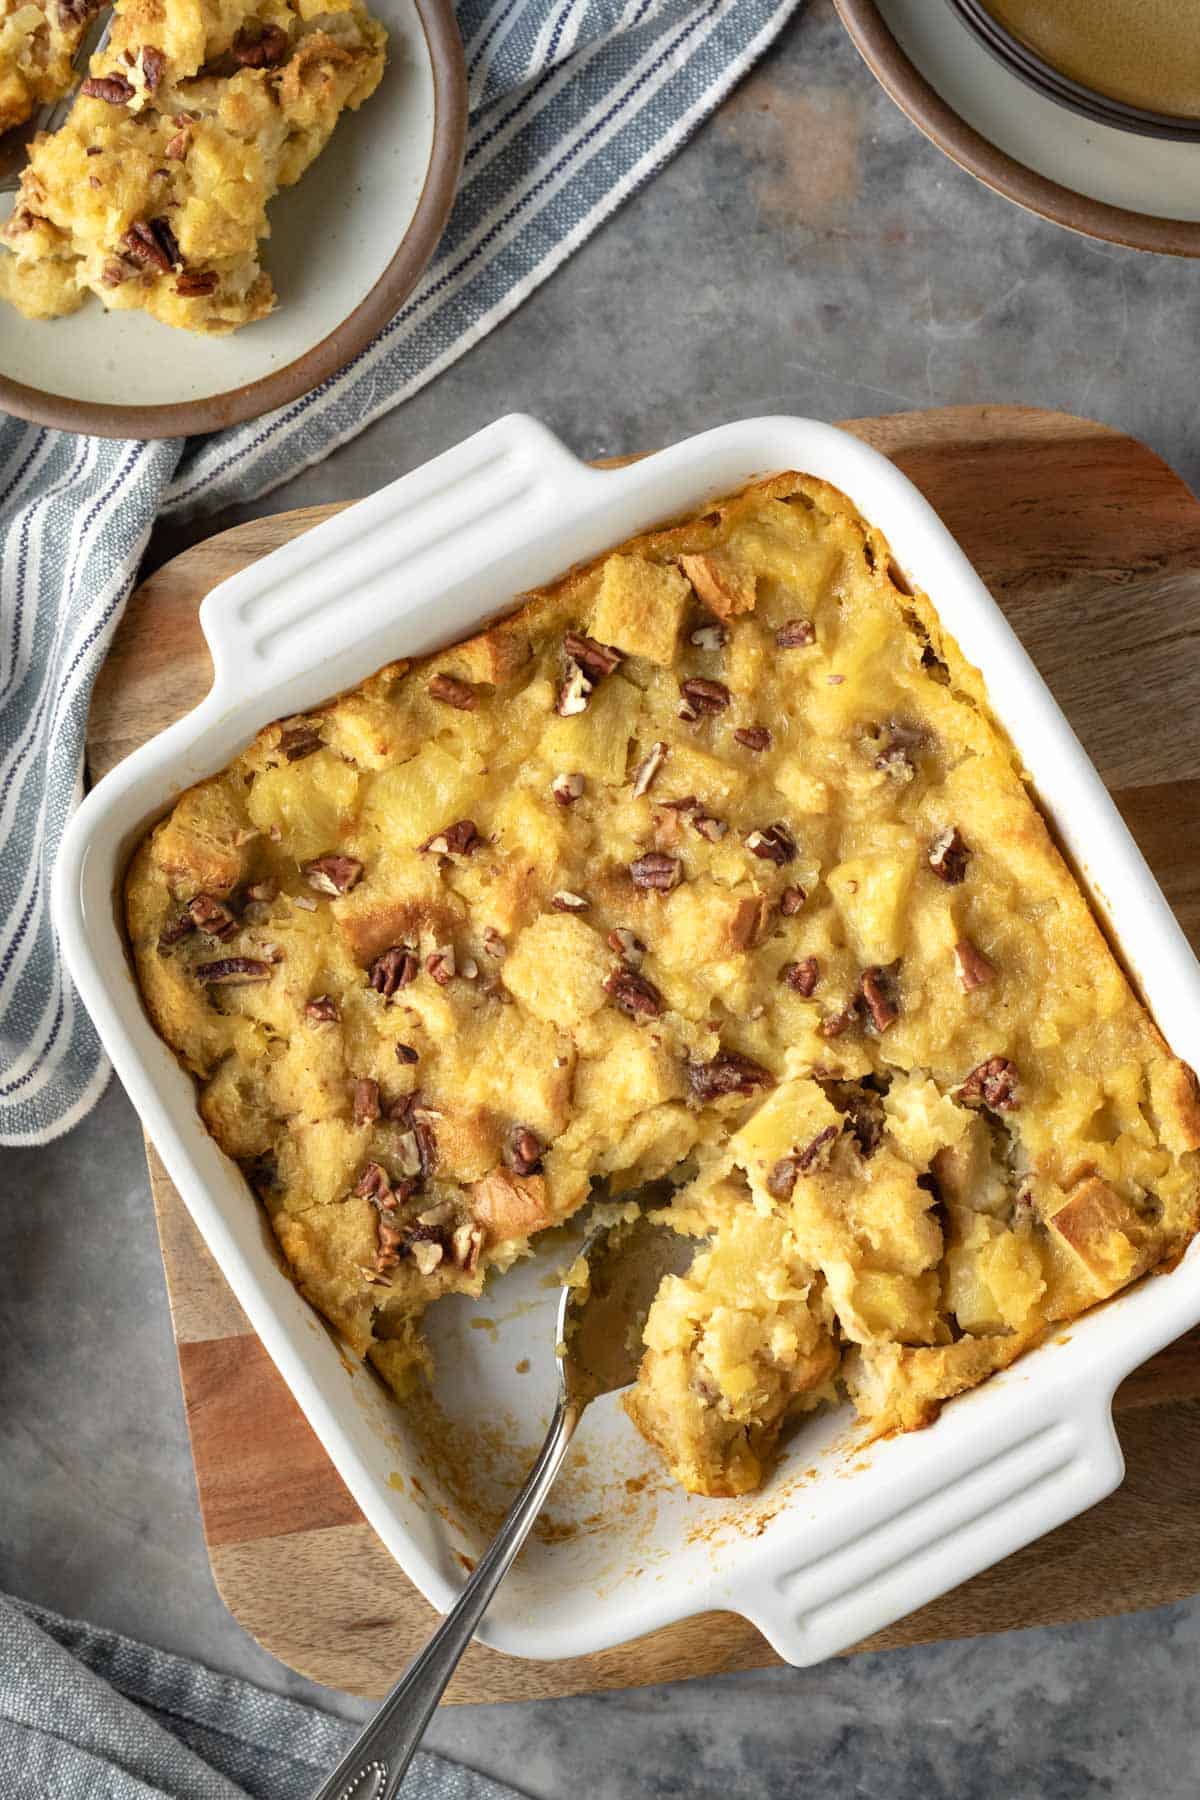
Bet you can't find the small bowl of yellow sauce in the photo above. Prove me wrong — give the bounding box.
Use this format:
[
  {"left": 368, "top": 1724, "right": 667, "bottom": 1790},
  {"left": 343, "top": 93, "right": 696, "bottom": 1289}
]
[{"left": 947, "top": 0, "right": 1200, "bottom": 140}]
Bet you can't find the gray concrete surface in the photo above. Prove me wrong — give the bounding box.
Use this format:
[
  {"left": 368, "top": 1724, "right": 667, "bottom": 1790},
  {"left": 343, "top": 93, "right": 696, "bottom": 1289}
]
[{"left": 8, "top": 1, "right": 1200, "bottom": 1794}]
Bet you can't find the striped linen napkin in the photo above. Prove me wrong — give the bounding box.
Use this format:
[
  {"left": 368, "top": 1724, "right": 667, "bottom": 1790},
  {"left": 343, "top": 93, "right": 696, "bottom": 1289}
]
[{"left": 0, "top": 0, "right": 805, "bottom": 1147}]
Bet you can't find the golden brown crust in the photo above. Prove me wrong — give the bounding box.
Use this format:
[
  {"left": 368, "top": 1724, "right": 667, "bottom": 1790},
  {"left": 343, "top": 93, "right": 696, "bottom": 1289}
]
[{"left": 126, "top": 470, "right": 1200, "bottom": 1493}]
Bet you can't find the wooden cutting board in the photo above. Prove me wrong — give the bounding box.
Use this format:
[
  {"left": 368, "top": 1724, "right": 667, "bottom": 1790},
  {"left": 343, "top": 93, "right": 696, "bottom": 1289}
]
[{"left": 87, "top": 405, "right": 1200, "bottom": 1703}]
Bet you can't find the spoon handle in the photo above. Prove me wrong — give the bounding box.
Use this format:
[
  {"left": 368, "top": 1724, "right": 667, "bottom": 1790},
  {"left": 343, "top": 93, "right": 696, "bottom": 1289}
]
[{"left": 309, "top": 1394, "right": 582, "bottom": 1800}]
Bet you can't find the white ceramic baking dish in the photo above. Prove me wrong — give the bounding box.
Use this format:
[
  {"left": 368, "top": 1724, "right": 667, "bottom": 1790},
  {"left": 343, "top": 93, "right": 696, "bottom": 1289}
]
[{"left": 53, "top": 415, "right": 1200, "bottom": 1667}]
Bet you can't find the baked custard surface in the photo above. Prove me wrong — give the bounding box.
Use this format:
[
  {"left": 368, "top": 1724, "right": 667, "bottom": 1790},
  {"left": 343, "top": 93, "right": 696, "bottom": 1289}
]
[
  {"left": 125, "top": 473, "right": 1200, "bottom": 1497},
  {"left": 0, "top": 0, "right": 385, "bottom": 331}
]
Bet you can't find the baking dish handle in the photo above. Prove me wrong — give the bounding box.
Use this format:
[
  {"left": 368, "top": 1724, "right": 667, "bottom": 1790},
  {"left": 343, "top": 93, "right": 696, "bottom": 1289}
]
[
  {"left": 196, "top": 414, "right": 606, "bottom": 710},
  {"left": 738, "top": 1397, "right": 1124, "bottom": 1667}
]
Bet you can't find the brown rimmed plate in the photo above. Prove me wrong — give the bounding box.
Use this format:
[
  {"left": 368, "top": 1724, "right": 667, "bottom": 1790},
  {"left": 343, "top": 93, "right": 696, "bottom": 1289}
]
[
  {"left": 835, "top": 0, "right": 1200, "bottom": 258},
  {"left": 0, "top": 0, "right": 467, "bottom": 439}
]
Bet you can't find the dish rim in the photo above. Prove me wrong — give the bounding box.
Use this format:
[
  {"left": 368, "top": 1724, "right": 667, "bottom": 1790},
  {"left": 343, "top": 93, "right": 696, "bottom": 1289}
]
[
  {"left": 51, "top": 412, "right": 1200, "bottom": 1664},
  {"left": 833, "top": 0, "right": 1200, "bottom": 259},
  {"left": 0, "top": 0, "right": 467, "bottom": 441}
]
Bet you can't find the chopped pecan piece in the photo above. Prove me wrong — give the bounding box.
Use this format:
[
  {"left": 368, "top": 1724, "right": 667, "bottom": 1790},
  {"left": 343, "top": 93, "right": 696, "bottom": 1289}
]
[
  {"left": 231, "top": 21, "right": 289, "bottom": 64},
  {"left": 429, "top": 674, "right": 477, "bottom": 711},
  {"left": 355, "top": 1160, "right": 395, "bottom": 1204},
  {"left": 120, "top": 217, "right": 179, "bottom": 272},
  {"left": 506, "top": 1125, "right": 543, "bottom": 1176},
  {"left": 369, "top": 945, "right": 418, "bottom": 997},
  {"left": 607, "top": 927, "right": 645, "bottom": 966},
  {"left": 604, "top": 966, "right": 664, "bottom": 1020},
  {"left": 376, "top": 1214, "right": 406, "bottom": 1273},
  {"left": 246, "top": 879, "right": 278, "bottom": 904},
  {"left": 860, "top": 966, "right": 899, "bottom": 1032},
  {"left": 954, "top": 939, "right": 996, "bottom": 992},
  {"left": 551, "top": 891, "right": 589, "bottom": 912},
  {"left": 101, "top": 258, "right": 131, "bottom": 288},
  {"left": 353, "top": 1078, "right": 380, "bottom": 1125},
  {"left": 451, "top": 1223, "right": 484, "bottom": 1272},
  {"left": 551, "top": 772, "right": 584, "bottom": 806},
  {"left": 690, "top": 621, "right": 727, "bottom": 651},
  {"left": 692, "top": 813, "right": 727, "bottom": 843},
  {"left": 420, "top": 819, "right": 479, "bottom": 857},
  {"left": 929, "top": 827, "right": 970, "bottom": 884},
  {"left": 779, "top": 885, "right": 806, "bottom": 916},
  {"left": 775, "top": 618, "right": 816, "bottom": 649},
  {"left": 632, "top": 741, "right": 668, "bottom": 798},
  {"left": 410, "top": 1238, "right": 444, "bottom": 1276},
  {"left": 819, "top": 997, "right": 861, "bottom": 1039},
  {"left": 195, "top": 956, "right": 272, "bottom": 985},
  {"left": 482, "top": 927, "right": 506, "bottom": 959},
  {"left": 395, "top": 1042, "right": 420, "bottom": 1064},
  {"left": 412, "top": 1113, "right": 438, "bottom": 1178},
  {"left": 767, "top": 1156, "right": 800, "bottom": 1200},
  {"left": 678, "top": 677, "right": 730, "bottom": 719},
  {"left": 176, "top": 269, "right": 218, "bottom": 298},
  {"left": 80, "top": 73, "right": 134, "bottom": 103},
  {"left": 745, "top": 824, "right": 796, "bottom": 865},
  {"left": 796, "top": 1123, "right": 840, "bottom": 1174},
  {"left": 157, "top": 910, "right": 195, "bottom": 950},
  {"left": 686, "top": 1051, "right": 774, "bottom": 1102},
  {"left": 630, "top": 852, "right": 682, "bottom": 892},
  {"left": 871, "top": 718, "right": 927, "bottom": 781},
  {"left": 782, "top": 957, "right": 819, "bottom": 996},
  {"left": 563, "top": 631, "right": 622, "bottom": 681},
  {"left": 140, "top": 46, "right": 167, "bottom": 89},
  {"left": 393, "top": 1130, "right": 423, "bottom": 1178},
  {"left": 556, "top": 661, "right": 592, "bottom": 716},
  {"left": 279, "top": 722, "right": 323, "bottom": 760},
  {"left": 302, "top": 855, "right": 363, "bottom": 896},
  {"left": 957, "top": 1056, "right": 1020, "bottom": 1113},
  {"left": 426, "top": 947, "right": 456, "bottom": 986},
  {"left": 165, "top": 126, "right": 191, "bottom": 159},
  {"left": 305, "top": 994, "right": 340, "bottom": 1023},
  {"left": 734, "top": 725, "right": 771, "bottom": 752}
]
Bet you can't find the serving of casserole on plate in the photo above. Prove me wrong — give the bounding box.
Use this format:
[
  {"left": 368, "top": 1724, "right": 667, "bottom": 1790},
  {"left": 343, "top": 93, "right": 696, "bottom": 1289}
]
[{"left": 53, "top": 416, "right": 1200, "bottom": 1665}]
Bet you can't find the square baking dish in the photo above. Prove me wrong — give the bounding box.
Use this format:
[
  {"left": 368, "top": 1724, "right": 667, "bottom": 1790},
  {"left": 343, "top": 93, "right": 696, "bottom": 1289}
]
[{"left": 53, "top": 414, "right": 1200, "bottom": 1667}]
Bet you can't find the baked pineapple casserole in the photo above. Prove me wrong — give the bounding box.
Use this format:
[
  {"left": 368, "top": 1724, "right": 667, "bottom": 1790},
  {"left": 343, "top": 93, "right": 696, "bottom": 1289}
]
[
  {"left": 1, "top": 0, "right": 105, "bottom": 132},
  {"left": 126, "top": 474, "right": 1200, "bottom": 1497},
  {"left": 0, "top": 0, "right": 385, "bottom": 331}
]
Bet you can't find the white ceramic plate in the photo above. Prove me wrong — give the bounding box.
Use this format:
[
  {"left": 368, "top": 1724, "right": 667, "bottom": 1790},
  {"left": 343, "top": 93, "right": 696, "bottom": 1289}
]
[
  {"left": 0, "top": 0, "right": 464, "bottom": 436},
  {"left": 52, "top": 415, "right": 1200, "bottom": 1665}
]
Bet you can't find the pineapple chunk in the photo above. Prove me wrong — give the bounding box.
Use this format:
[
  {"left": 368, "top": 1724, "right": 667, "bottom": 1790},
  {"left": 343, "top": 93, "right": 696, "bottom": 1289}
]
[
  {"left": 946, "top": 1212, "right": 1045, "bottom": 1333},
  {"left": 541, "top": 672, "right": 641, "bottom": 782},
  {"left": 357, "top": 745, "right": 473, "bottom": 850},
  {"left": 247, "top": 752, "right": 361, "bottom": 863},
  {"left": 590, "top": 555, "right": 690, "bottom": 665},
  {"left": 826, "top": 847, "right": 916, "bottom": 964}
]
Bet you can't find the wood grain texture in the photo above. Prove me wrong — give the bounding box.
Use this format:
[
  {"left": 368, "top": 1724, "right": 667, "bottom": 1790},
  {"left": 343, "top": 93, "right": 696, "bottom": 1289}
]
[{"left": 87, "top": 406, "right": 1200, "bottom": 1702}]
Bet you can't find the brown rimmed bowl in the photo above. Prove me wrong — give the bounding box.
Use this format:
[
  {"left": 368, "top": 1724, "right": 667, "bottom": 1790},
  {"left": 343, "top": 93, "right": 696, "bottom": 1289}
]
[
  {"left": 0, "top": 0, "right": 467, "bottom": 439},
  {"left": 834, "top": 0, "right": 1200, "bottom": 258}
]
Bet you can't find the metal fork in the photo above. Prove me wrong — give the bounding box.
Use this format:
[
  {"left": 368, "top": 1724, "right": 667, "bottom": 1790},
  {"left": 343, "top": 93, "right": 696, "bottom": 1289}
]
[{"left": 0, "top": 6, "right": 112, "bottom": 193}]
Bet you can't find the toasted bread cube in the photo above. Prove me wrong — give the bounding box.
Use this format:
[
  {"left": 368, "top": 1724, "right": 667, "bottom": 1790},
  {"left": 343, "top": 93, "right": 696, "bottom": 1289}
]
[
  {"left": 502, "top": 913, "right": 609, "bottom": 1028},
  {"left": 1047, "top": 1176, "right": 1146, "bottom": 1297},
  {"left": 679, "top": 551, "right": 757, "bottom": 620},
  {"left": 151, "top": 777, "right": 250, "bottom": 895},
  {"left": 470, "top": 1169, "right": 553, "bottom": 1241},
  {"left": 590, "top": 554, "right": 690, "bottom": 665}
]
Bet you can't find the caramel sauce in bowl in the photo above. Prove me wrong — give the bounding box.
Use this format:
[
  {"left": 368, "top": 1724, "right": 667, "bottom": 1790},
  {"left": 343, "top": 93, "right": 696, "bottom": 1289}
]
[{"left": 948, "top": 0, "right": 1200, "bottom": 138}]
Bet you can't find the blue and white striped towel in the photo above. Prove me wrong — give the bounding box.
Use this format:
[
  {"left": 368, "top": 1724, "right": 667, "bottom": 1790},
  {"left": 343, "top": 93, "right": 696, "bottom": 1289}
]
[{"left": 0, "top": 0, "right": 805, "bottom": 1146}]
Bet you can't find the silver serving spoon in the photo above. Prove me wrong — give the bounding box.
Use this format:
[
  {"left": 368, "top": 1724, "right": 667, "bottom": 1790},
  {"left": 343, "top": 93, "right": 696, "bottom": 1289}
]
[{"left": 310, "top": 1211, "right": 697, "bottom": 1800}]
